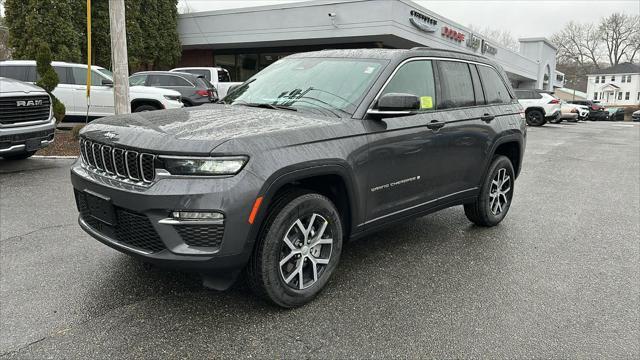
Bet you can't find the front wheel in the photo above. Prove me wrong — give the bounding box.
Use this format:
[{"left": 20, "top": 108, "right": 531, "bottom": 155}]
[
  {"left": 133, "top": 104, "right": 160, "bottom": 112},
  {"left": 464, "top": 155, "right": 515, "bottom": 227},
  {"left": 246, "top": 191, "right": 343, "bottom": 308}
]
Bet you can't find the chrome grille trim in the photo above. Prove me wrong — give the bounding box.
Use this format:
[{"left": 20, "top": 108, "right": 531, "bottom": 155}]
[
  {"left": 125, "top": 150, "right": 140, "bottom": 181},
  {"left": 79, "top": 138, "right": 156, "bottom": 185}
]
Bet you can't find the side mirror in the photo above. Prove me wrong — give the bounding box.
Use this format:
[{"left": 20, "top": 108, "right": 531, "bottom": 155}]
[
  {"left": 101, "top": 79, "right": 114, "bottom": 87},
  {"left": 367, "top": 93, "right": 420, "bottom": 117}
]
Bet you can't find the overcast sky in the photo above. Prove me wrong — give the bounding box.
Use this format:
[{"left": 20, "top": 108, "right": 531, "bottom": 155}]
[{"left": 178, "top": 0, "right": 639, "bottom": 38}]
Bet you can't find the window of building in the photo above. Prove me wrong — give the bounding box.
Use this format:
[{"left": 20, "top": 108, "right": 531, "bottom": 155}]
[
  {"left": 238, "top": 54, "right": 259, "bottom": 80},
  {"left": 611, "top": 75, "right": 615, "bottom": 81},
  {"left": 638, "top": 92, "right": 640, "bottom": 100},
  {"left": 627, "top": 75, "right": 632, "bottom": 82},
  {"left": 617, "top": 92, "right": 622, "bottom": 100},
  {"left": 594, "top": 92, "right": 598, "bottom": 100},
  {"left": 381, "top": 60, "right": 436, "bottom": 112},
  {"left": 602, "top": 76, "right": 606, "bottom": 82},
  {"left": 595, "top": 77, "right": 599, "bottom": 83},
  {"left": 625, "top": 92, "right": 630, "bottom": 100},
  {"left": 478, "top": 65, "right": 512, "bottom": 104},
  {"left": 621, "top": 75, "right": 626, "bottom": 83},
  {"left": 437, "top": 61, "right": 475, "bottom": 109}
]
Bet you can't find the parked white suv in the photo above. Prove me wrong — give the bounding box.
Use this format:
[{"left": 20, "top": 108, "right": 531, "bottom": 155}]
[
  {"left": 170, "top": 67, "right": 242, "bottom": 98},
  {"left": 0, "top": 60, "right": 183, "bottom": 119},
  {"left": 514, "top": 89, "right": 561, "bottom": 126}
]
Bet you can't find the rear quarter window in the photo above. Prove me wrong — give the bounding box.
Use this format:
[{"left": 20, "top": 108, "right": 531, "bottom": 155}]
[{"left": 478, "top": 66, "right": 512, "bottom": 104}]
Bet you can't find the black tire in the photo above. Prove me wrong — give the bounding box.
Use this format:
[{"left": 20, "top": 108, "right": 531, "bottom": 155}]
[
  {"left": 246, "top": 190, "right": 343, "bottom": 308},
  {"left": 464, "top": 155, "right": 515, "bottom": 227},
  {"left": 2, "top": 150, "right": 36, "bottom": 160},
  {"left": 550, "top": 117, "right": 563, "bottom": 124},
  {"left": 133, "top": 104, "right": 159, "bottom": 112},
  {"left": 526, "top": 109, "right": 546, "bottom": 126}
]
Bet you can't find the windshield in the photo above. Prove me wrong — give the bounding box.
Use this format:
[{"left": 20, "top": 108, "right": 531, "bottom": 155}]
[{"left": 223, "top": 57, "right": 387, "bottom": 117}]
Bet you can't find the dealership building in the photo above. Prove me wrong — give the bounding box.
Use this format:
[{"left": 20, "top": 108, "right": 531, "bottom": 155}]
[{"left": 177, "top": 0, "right": 563, "bottom": 90}]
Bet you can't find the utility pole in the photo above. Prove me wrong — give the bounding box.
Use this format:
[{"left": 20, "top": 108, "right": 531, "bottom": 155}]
[{"left": 108, "top": 0, "right": 130, "bottom": 114}]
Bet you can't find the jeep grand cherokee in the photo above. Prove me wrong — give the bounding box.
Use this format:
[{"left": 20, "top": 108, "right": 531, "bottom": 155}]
[{"left": 70, "top": 48, "right": 526, "bottom": 307}]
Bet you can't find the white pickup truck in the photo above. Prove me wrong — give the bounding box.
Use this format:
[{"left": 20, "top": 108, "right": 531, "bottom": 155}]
[{"left": 170, "top": 67, "right": 243, "bottom": 99}]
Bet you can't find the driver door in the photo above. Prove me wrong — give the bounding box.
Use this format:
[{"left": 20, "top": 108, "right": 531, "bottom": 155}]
[{"left": 363, "top": 60, "right": 443, "bottom": 224}]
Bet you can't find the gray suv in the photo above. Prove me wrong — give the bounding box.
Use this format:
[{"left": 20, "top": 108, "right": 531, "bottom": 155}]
[
  {"left": 129, "top": 71, "right": 216, "bottom": 106},
  {"left": 71, "top": 48, "right": 526, "bottom": 307},
  {"left": 1, "top": 77, "right": 55, "bottom": 160}
]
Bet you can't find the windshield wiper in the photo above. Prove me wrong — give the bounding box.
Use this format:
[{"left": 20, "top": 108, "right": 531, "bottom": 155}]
[{"left": 235, "top": 102, "right": 298, "bottom": 112}]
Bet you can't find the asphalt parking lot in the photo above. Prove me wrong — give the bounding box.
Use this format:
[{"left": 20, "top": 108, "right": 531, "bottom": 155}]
[{"left": 1, "top": 121, "right": 638, "bottom": 359}]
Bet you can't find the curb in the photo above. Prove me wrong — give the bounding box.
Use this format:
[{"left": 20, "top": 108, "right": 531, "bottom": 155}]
[{"left": 32, "top": 155, "right": 78, "bottom": 159}]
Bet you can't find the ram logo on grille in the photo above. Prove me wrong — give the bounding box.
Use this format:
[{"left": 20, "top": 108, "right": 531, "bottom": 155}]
[
  {"left": 79, "top": 138, "right": 156, "bottom": 184},
  {"left": 16, "top": 99, "right": 43, "bottom": 107}
]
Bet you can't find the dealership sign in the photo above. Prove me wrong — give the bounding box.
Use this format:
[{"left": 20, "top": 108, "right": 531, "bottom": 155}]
[
  {"left": 482, "top": 40, "right": 498, "bottom": 55},
  {"left": 409, "top": 10, "right": 437, "bottom": 33},
  {"left": 466, "top": 33, "right": 481, "bottom": 51},
  {"left": 441, "top": 26, "right": 465, "bottom": 43}
]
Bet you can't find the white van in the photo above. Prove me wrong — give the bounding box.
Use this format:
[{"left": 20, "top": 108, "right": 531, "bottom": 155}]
[{"left": 0, "top": 60, "right": 183, "bottom": 119}]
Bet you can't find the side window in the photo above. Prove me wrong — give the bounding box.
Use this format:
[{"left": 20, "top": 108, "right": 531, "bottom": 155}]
[
  {"left": 437, "top": 61, "right": 475, "bottom": 109},
  {"left": 129, "top": 74, "right": 147, "bottom": 86},
  {"left": 478, "top": 66, "right": 512, "bottom": 104},
  {"left": 54, "top": 66, "right": 72, "bottom": 84},
  {"left": 148, "top": 74, "right": 191, "bottom": 86},
  {"left": 218, "top": 70, "right": 230, "bottom": 82},
  {"left": 170, "top": 76, "right": 193, "bottom": 87},
  {"left": 379, "top": 60, "right": 436, "bottom": 111},
  {"left": 70, "top": 67, "right": 105, "bottom": 86}
]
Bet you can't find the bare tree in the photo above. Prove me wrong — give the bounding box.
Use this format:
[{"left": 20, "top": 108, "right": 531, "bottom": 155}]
[
  {"left": 599, "top": 13, "right": 640, "bottom": 66},
  {"left": 551, "top": 21, "right": 601, "bottom": 69},
  {"left": 468, "top": 25, "right": 519, "bottom": 52}
]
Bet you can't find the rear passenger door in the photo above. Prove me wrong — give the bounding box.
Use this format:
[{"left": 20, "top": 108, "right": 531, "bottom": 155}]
[{"left": 432, "top": 60, "right": 492, "bottom": 196}]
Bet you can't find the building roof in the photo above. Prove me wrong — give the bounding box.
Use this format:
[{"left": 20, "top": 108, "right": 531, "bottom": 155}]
[
  {"left": 556, "top": 87, "right": 587, "bottom": 98},
  {"left": 518, "top": 37, "right": 558, "bottom": 51},
  {"left": 589, "top": 62, "right": 640, "bottom": 75}
]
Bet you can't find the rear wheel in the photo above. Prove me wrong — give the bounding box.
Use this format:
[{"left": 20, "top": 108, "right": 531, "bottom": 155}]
[
  {"left": 464, "top": 155, "right": 515, "bottom": 227},
  {"left": 247, "top": 190, "right": 343, "bottom": 308},
  {"left": 2, "top": 150, "right": 36, "bottom": 160},
  {"left": 526, "top": 110, "right": 546, "bottom": 126}
]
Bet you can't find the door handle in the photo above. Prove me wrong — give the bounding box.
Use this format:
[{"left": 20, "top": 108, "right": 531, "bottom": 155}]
[
  {"left": 481, "top": 113, "right": 495, "bottom": 122},
  {"left": 426, "top": 120, "right": 445, "bottom": 131}
]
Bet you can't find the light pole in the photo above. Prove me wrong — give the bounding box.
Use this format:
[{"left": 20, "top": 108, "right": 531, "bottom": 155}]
[{"left": 108, "top": 0, "right": 130, "bottom": 114}]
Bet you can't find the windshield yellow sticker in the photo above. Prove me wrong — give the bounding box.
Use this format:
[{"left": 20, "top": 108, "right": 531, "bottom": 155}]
[{"left": 420, "top": 96, "right": 433, "bottom": 109}]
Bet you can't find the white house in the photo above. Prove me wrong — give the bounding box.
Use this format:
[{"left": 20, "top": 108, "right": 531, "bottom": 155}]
[{"left": 586, "top": 63, "right": 640, "bottom": 106}]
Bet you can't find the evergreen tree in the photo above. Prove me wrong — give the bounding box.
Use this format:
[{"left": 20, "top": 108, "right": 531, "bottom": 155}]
[
  {"left": 35, "top": 42, "right": 66, "bottom": 122},
  {"left": 5, "top": 0, "right": 82, "bottom": 62}
]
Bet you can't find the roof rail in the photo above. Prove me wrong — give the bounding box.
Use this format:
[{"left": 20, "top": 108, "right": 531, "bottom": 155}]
[{"left": 410, "top": 46, "right": 486, "bottom": 58}]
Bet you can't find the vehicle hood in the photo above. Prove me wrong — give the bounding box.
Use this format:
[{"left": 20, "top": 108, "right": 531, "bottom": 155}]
[
  {"left": 80, "top": 104, "right": 344, "bottom": 155},
  {"left": 0, "top": 77, "right": 47, "bottom": 94},
  {"left": 130, "top": 85, "right": 181, "bottom": 97}
]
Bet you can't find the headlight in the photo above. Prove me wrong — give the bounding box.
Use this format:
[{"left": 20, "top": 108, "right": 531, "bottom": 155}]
[
  {"left": 164, "top": 95, "right": 181, "bottom": 101},
  {"left": 161, "top": 156, "right": 248, "bottom": 176}
]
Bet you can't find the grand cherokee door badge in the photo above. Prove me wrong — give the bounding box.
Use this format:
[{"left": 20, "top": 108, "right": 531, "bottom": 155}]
[{"left": 371, "top": 176, "right": 421, "bottom": 192}]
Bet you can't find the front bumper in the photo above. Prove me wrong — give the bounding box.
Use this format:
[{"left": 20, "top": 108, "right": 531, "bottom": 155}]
[
  {"left": 0, "top": 117, "right": 56, "bottom": 155},
  {"left": 70, "top": 159, "right": 264, "bottom": 273}
]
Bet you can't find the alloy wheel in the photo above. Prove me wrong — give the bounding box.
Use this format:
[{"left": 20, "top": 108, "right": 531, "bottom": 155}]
[
  {"left": 279, "top": 213, "right": 333, "bottom": 290},
  {"left": 489, "top": 168, "right": 511, "bottom": 215}
]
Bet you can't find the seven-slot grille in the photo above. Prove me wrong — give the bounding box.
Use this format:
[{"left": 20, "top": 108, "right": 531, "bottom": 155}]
[
  {"left": 80, "top": 138, "right": 156, "bottom": 183},
  {"left": 0, "top": 95, "right": 51, "bottom": 126}
]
